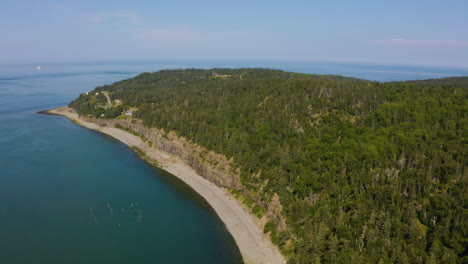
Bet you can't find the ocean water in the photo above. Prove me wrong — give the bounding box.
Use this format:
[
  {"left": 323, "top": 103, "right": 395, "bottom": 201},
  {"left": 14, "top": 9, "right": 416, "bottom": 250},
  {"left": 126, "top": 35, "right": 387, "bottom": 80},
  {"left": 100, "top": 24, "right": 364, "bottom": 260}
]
[
  {"left": 0, "top": 63, "right": 243, "bottom": 264},
  {"left": 0, "top": 61, "right": 467, "bottom": 264}
]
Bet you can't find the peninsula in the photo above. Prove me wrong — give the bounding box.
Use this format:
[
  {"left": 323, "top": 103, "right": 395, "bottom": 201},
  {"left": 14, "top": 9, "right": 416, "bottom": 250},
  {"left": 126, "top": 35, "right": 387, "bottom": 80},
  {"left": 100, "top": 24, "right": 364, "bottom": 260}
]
[
  {"left": 43, "top": 106, "right": 285, "bottom": 264},
  {"left": 45, "top": 69, "right": 467, "bottom": 264}
]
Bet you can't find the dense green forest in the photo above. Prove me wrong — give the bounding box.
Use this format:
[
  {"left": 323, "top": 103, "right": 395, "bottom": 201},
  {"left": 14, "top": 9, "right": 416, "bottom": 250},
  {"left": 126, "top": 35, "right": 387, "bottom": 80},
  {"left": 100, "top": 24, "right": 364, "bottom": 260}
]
[{"left": 70, "top": 69, "right": 467, "bottom": 263}]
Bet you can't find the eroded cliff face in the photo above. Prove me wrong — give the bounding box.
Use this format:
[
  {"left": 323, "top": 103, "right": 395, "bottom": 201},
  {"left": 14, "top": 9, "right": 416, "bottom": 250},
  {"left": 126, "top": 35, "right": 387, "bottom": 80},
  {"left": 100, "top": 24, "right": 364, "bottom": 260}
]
[
  {"left": 90, "top": 117, "right": 241, "bottom": 189},
  {"left": 85, "top": 117, "right": 287, "bottom": 239}
]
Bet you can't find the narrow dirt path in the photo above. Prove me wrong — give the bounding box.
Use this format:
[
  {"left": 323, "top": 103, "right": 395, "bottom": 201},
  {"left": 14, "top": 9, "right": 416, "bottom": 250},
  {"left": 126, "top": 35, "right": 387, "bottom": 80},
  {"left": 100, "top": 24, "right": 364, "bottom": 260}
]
[{"left": 102, "top": 91, "right": 112, "bottom": 108}]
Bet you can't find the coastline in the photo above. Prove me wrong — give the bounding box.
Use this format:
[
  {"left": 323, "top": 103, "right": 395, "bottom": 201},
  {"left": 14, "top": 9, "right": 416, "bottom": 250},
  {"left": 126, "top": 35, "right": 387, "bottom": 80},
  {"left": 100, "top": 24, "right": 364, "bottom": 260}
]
[{"left": 42, "top": 107, "right": 286, "bottom": 264}]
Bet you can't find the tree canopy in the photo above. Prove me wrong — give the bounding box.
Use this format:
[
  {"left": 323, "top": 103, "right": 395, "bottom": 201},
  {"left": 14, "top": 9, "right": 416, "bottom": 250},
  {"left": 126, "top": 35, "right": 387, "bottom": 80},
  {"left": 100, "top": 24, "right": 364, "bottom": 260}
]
[{"left": 70, "top": 68, "right": 467, "bottom": 263}]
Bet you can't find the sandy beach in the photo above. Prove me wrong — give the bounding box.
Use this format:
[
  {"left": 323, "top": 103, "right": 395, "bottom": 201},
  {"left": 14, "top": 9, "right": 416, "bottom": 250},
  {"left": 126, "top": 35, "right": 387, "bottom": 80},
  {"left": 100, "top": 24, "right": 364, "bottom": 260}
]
[{"left": 43, "top": 107, "right": 285, "bottom": 264}]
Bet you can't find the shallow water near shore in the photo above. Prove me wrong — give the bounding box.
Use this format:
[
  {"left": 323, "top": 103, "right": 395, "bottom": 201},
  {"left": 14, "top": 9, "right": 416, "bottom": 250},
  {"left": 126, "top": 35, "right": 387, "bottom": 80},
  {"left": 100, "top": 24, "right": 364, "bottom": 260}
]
[{"left": 1, "top": 61, "right": 467, "bottom": 263}]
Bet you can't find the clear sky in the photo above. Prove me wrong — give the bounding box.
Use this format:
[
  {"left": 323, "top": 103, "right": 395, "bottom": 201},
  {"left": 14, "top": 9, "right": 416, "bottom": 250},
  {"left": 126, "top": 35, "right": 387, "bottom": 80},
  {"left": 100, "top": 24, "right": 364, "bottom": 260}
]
[{"left": 1, "top": 0, "right": 467, "bottom": 67}]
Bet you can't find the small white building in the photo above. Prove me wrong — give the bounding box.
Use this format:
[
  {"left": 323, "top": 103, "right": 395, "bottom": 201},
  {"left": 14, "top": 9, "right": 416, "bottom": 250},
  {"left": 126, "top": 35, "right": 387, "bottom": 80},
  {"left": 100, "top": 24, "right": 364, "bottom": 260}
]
[
  {"left": 115, "top": 99, "right": 121, "bottom": 103},
  {"left": 125, "top": 110, "right": 133, "bottom": 116},
  {"left": 95, "top": 92, "right": 99, "bottom": 96}
]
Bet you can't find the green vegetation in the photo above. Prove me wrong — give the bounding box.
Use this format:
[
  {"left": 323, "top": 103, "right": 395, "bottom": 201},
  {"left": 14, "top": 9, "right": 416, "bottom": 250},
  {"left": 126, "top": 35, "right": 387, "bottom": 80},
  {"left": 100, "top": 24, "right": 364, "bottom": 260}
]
[
  {"left": 70, "top": 68, "right": 467, "bottom": 263},
  {"left": 230, "top": 188, "right": 265, "bottom": 218},
  {"left": 114, "top": 124, "right": 152, "bottom": 147},
  {"left": 70, "top": 92, "right": 124, "bottom": 118}
]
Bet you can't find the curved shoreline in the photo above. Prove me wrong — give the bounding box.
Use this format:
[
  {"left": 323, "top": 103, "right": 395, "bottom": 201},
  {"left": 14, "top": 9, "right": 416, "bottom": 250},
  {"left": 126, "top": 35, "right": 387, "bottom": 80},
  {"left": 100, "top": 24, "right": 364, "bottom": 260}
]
[{"left": 41, "top": 107, "right": 285, "bottom": 264}]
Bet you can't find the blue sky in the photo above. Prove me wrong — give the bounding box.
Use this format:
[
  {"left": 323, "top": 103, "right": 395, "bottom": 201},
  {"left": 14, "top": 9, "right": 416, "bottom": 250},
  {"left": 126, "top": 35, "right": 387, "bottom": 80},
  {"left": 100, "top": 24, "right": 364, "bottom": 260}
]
[{"left": 1, "top": 0, "right": 467, "bottom": 67}]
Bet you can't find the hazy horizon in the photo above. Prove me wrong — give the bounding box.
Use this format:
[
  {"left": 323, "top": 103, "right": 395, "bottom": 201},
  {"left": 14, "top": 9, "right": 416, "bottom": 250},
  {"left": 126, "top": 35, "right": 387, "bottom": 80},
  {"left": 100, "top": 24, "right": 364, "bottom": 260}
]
[
  {"left": 1, "top": 1, "right": 468, "bottom": 68},
  {"left": 3, "top": 59, "right": 468, "bottom": 70}
]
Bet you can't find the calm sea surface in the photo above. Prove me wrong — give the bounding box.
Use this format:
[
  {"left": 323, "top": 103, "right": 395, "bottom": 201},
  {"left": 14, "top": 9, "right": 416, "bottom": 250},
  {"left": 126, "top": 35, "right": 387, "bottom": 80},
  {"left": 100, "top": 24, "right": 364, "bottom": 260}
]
[{"left": 0, "top": 61, "right": 467, "bottom": 263}]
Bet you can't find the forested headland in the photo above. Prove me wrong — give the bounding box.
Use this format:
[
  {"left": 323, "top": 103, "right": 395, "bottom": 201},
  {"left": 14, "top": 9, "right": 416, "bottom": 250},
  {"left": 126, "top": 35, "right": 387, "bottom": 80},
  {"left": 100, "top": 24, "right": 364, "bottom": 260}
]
[{"left": 70, "top": 69, "right": 467, "bottom": 263}]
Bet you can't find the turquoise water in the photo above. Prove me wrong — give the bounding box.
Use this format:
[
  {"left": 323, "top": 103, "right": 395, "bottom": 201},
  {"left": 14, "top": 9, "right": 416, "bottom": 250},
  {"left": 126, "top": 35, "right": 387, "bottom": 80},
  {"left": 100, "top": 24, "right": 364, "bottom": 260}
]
[{"left": 0, "top": 61, "right": 467, "bottom": 263}]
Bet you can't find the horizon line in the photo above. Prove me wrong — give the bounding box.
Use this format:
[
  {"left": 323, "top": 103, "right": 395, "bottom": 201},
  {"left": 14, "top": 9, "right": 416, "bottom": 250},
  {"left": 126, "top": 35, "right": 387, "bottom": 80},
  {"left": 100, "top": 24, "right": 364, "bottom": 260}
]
[{"left": 1, "top": 59, "right": 468, "bottom": 70}]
